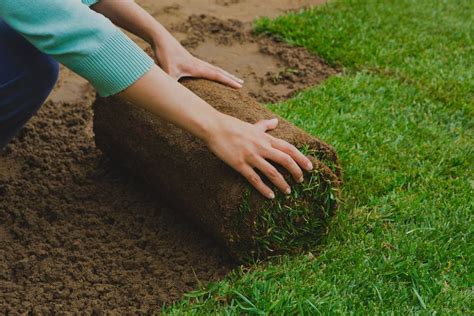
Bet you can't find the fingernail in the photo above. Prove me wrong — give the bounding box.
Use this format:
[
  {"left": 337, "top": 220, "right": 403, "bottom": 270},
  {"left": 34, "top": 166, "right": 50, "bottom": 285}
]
[
  {"left": 268, "top": 192, "right": 275, "bottom": 199},
  {"left": 285, "top": 187, "right": 291, "bottom": 195},
  {"left": 306, "top": 161, "right": 313, "bottom": 170},
  {"left": 298, "top": 176, "right": 304, "bottom": 183}
]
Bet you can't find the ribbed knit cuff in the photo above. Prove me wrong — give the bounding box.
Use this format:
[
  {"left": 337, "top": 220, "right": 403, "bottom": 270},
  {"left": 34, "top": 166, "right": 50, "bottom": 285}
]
[
  {"left": 74, "top": 29, "right": 154, "bottom": 97},
  {"left": 81, "top": 0, "right": 100, "bottom": 6}
]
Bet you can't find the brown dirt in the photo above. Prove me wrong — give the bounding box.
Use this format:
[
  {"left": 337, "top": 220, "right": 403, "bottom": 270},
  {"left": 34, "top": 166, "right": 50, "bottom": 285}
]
[
  {"left": 178, "top": 15, "right": 337, "bottom": 103},
  {"left": 0, "top": 99, "right": 232, "bottom": 313},
  {"left": 136, "top": 0, "right": 326, "bottom": 26},
  {"left": 0, "top": 0, "right": 335, "bottom": 313},
  {"left": 94, "top": 78, "right": 340, "bottom": 262}
]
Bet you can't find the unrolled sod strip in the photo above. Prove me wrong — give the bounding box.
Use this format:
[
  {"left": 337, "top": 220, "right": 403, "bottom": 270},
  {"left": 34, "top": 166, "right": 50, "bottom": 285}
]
[{"left": 93, "top": 78, "right": 342, "bottom": 262}]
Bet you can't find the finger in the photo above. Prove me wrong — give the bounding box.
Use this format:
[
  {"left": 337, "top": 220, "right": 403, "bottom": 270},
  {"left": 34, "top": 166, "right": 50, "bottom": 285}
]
[
  {"left": 254, "top": 118, "right": 278, "bottom": 132},
  {"left": 202, "top": 67, "right": 242, "bottom": 89},
  {"left": 265, "top": 148, "right": 304, "bottom": 183},
  {"left": 196, "top": 62, "right": 243, "bottom": 89},
  {"left": 272, "top": 138, "right": 313, "bottom": 171},
  {"left": 253, "top": 156, "right": 291, "bottom": 195},
  {"left": 201, "top": 60, "right": 243, "bottom": 84},
  {"left": 210, "top": 64, "right": 244, "bottom": 85},
  {"left": 239, "top": 165, "right": 275, "bottom": 199}
]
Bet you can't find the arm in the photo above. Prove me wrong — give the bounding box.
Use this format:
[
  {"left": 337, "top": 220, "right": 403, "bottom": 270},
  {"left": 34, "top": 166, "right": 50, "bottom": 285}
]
[
  {"left": 119, "top": 65, "right": 314, "bottom": 199},
  {"left": 90, "top": 0, "right": 243, "bottom": 88},
  {"left": 89, "top": 1, "right": 314, "bottom": 197},
  {"left": 0, "top": 0, "right": 153, "bottom": 97},
  {"left": 0, "top": 0, "right": 312, "bottom": 198}
]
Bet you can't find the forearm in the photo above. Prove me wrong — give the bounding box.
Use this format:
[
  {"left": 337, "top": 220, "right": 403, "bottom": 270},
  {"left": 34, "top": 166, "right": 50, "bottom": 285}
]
[
  {"left": 91, "top": 0, "right": 170, "bottom": 46},
  {"left": 118, "top": 65, "right": 224, "bottom": 141}
]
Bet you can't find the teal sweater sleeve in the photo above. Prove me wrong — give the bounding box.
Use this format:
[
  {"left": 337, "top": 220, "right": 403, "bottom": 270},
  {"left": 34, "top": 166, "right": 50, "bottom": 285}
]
[
  {"left": 82, "top": 0, "right": 100, "bottom": 6},
  {"left": 0, "top": 0, "right": 153, "bottom": 97}
]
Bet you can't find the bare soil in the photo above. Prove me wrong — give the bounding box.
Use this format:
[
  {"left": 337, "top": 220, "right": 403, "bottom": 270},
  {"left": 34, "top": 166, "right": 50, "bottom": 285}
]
[
  {"left": 0, "top": 0, "right": 334, "bottom": 313},
  {"left": 0, "top": 100, "right": 231, "bottom": 313},
  {"left": 178, "top": 15, "right": 336, "bottom": 103}
]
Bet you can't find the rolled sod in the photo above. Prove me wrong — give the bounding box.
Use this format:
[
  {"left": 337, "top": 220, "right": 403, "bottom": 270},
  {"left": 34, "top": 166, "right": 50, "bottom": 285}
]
[{"left": 93, "top": 79, "right": 342, "bottom": 262}]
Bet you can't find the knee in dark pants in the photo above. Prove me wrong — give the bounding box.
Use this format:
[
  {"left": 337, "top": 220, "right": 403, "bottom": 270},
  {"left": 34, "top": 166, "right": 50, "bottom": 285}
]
[
  {"left": 23, "top": 54, "right": 59, "bottom": 116},
  {"left": 0, "top": 18, "right": 59, "bottom": 149},
  {"left": 34, "top": 54, "right": 60, "bottom": 94},
  {"left": 0, "top": 55, "right": 59, "bottom": 149}
]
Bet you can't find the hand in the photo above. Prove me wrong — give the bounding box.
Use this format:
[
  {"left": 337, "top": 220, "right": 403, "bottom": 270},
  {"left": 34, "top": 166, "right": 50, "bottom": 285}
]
[
  {"left": 90, "top": 0, "right": 243, "bottom": 88},
  {"left": 205, "top": 115, "right": 314, "bottom": 199},
  {"left": 151, "top": 34, "right": 243, "bottom": 89}
]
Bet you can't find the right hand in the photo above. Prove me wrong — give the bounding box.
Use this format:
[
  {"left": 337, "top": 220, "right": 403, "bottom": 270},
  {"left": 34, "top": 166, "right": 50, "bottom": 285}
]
[
  {"left": 151, "top": 31, "right": 243, "bottom": 89},
  {"left": 205, "top": 114, "right": 314, "bottom": 199}
]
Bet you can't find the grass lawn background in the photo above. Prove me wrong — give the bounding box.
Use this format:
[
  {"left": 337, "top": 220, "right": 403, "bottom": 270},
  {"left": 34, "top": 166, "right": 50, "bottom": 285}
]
[{"left": 167, "top": 0, "right": 473, "bottom": 313}]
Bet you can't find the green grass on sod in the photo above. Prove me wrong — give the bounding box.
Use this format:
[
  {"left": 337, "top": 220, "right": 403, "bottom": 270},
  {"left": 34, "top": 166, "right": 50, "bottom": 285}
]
[{"left": 166, "top": 0, "right": 473, "bottom": 313}]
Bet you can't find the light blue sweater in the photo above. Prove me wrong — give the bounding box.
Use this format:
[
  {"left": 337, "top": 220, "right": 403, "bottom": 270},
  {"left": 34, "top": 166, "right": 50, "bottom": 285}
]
[{"left": 0, "top": 0, "right": 154, "bottom": 96}]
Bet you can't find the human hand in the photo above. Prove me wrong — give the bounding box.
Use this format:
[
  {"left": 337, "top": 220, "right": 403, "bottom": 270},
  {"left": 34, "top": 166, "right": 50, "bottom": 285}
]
[
  {"left": 205, "top": 115, "right": 314, "bottom": 199},
  {"left": 90, "top": 0, "right": 243, "bottom": 88},
  {"left": 152, "top": 34, "right": 243, "bottom": 89}
]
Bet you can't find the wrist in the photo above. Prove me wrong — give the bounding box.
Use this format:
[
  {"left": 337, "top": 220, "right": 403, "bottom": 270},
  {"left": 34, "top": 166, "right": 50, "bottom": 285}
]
[
  {"left": 194, "top": 111, "right": 229, "bottom": 144},
  {"left": 149, "top": 24, "right": 173, "bottom": 48}
]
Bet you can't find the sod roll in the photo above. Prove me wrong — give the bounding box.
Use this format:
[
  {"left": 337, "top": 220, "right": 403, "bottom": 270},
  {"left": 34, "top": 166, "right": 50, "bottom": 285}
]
[{"left": 93, "top": 78, "right": 342, "bottom": 262}]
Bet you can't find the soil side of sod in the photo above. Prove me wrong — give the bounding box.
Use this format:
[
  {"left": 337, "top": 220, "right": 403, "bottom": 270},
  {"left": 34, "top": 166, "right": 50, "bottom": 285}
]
[{"left": 94, "top": 78, "right": 341, "bottom": 263}]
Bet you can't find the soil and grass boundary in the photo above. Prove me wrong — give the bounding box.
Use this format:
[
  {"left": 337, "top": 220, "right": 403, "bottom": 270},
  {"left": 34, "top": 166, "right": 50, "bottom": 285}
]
[{"left": 166, "top": 0, "right": 473, "bottom": 313}]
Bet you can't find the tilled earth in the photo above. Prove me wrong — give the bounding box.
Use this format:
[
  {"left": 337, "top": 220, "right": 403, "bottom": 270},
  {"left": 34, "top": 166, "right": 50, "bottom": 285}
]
[{"left": 0, "top": 100, "right": 231, "bottom": 313}]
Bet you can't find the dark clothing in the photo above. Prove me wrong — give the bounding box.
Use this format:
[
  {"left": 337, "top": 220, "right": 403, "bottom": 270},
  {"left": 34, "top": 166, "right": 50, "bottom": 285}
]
[{"left": 0, "top": 18, "right": 58, "bottom": 149}]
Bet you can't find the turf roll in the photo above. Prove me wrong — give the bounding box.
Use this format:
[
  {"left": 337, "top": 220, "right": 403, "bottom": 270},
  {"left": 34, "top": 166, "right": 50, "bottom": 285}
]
[{"left": 93, "top": 78, "right": 342, "bottom": 262}]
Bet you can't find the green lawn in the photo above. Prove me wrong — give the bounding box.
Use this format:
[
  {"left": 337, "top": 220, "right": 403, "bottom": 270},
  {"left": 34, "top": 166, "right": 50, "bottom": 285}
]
[{"left": 166, "top": 0, "right": 473, "bottom": 313}]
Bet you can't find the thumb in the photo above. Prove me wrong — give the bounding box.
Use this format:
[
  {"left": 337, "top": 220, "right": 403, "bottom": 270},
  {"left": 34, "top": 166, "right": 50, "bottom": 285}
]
[{"left": 255, "top": 118, "right": 279, "bottom": 132}]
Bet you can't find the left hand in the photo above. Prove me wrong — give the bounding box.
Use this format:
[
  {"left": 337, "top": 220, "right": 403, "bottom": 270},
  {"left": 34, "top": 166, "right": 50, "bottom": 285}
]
[
  {"left": 204, "top": 115, "right": 312, "bottom": 199},
  {"left": 151, "top": 34, "right": 243, "bottom": 89}
]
